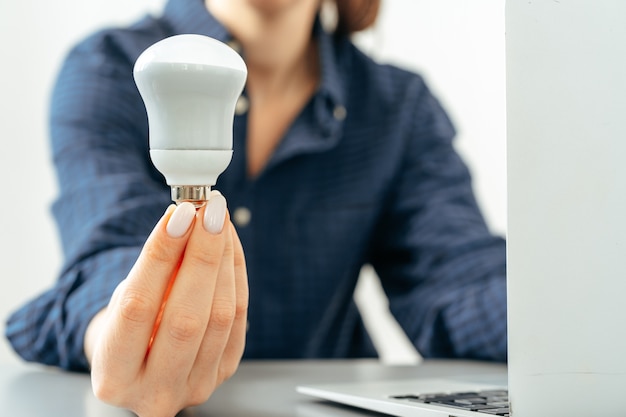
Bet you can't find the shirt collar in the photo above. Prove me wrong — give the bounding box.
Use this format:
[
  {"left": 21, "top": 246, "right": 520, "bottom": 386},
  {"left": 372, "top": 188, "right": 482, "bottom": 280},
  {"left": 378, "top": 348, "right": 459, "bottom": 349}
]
[{"left": 314, "top": 17, "right": 346, "bottom": 109}]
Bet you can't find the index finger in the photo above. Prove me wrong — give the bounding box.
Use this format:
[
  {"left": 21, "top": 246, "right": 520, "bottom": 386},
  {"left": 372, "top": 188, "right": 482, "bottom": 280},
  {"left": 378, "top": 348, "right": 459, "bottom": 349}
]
[{"left": 101, "top": 203, "right": 197, "bottom": 379}]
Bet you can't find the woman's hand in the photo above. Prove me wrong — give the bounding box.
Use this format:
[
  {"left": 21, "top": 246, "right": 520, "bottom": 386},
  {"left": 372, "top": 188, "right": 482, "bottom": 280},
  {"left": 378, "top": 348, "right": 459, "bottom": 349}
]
[{"left": 84, "top": 191, "right": 248, "bottom": 417}]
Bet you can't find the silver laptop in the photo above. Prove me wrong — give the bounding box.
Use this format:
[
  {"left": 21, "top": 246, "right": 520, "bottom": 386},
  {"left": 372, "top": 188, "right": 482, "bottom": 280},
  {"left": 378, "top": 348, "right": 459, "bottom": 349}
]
[
  {"left": 298, "top": 374, "right": 509, "bottom": 416},
  {"left": 298, "top": 2, "right": 626, "bottom": 416}
]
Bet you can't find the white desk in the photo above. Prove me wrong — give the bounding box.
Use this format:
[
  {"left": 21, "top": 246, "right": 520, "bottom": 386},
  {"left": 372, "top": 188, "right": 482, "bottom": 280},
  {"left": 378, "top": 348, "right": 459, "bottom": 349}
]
[{"left": 0, "top": 359, "right": 506, "bottom": 416}]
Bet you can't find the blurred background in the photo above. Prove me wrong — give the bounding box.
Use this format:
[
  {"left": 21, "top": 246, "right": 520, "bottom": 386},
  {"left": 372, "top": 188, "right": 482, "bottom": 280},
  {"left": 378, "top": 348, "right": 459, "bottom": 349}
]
[{"left": 0, "top": 0, "right": 506, "bottom": 365}]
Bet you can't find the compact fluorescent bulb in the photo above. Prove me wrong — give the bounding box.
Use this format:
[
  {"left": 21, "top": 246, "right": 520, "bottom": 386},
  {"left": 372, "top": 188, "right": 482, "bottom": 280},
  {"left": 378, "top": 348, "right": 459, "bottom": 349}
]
[{"left": 134, "top": 34, "right": 247, "bottom": 206}]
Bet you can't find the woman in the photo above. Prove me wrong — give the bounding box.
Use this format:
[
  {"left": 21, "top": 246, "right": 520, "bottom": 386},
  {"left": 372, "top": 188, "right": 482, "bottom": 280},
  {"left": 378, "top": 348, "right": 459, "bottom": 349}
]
[{"left": 6, "top": 0, "right": 507, "bottom": 416}]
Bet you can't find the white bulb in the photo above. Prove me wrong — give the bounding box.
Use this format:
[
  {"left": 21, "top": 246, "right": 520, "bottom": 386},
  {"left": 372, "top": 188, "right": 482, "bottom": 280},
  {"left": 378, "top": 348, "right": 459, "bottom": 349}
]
[{"left": 134, "top": 34, "right": 247, "bottom": 206}]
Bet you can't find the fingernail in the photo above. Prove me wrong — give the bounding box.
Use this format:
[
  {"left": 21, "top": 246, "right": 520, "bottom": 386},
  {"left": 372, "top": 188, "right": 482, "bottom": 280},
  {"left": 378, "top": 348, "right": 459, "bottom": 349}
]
[
  {"left": 204, "top": 191, "right": 227, "bottom": 234},
  {"left": 166, "top": 202, "right": 196, "bottom": 238}
]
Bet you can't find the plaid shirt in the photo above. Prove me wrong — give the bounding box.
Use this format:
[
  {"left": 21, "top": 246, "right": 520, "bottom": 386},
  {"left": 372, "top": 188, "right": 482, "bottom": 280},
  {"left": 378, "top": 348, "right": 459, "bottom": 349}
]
[{"left": 6, "top": 0, "right": 507, "bottom": 371}]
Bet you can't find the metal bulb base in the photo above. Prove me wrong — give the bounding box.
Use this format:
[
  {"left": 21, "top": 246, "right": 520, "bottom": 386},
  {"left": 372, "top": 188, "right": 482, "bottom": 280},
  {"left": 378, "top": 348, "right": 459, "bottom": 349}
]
[{"left": 171, "top": 185, "right": 212, "bottom": 208}]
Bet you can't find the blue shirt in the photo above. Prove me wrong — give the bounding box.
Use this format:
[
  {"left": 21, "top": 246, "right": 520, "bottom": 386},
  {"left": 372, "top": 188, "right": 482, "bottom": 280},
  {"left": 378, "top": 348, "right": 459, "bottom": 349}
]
[{"left": 6, "top": 0, "right": 507, "bottom": 371}]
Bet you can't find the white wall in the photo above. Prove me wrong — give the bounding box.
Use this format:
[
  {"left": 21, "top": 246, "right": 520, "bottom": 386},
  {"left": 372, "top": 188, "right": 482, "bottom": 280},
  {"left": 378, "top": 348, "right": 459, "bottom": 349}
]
[{"left": 0, "top": 0, "right": 506, "bottom": 364}]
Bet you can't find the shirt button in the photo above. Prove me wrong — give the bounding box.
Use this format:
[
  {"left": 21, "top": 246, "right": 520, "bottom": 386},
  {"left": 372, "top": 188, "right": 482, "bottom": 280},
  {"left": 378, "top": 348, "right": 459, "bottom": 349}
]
[
  {"left": 235, "top": 95, "right": 249, "bottom": 115},
  {"left": 333, "top": 104, "right": 347, "bottom": 121},
  {"left": 233, "top": 207, "right": 252, "bottom": 227}
]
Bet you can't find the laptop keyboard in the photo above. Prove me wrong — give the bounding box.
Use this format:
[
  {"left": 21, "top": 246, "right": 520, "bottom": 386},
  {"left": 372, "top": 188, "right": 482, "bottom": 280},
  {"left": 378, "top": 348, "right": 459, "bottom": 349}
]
[{"left": 391, "top": 389, "right": 510, "bottom": 416}]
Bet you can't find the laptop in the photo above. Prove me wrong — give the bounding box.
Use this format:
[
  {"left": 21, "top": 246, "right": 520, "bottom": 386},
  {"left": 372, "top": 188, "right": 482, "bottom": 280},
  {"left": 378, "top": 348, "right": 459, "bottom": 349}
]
[
  {"left": 297, "top": 2, "right": 626, "bottom": 416},
  {"left": 298, "top": 374, "right": 509, "bottom": 416}
]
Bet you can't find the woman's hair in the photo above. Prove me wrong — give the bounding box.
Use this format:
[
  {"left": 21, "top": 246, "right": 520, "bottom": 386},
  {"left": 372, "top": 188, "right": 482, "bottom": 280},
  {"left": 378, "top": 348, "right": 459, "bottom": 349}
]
[{"left": 333, "top": 0, "right": 381, "bottom": 35}]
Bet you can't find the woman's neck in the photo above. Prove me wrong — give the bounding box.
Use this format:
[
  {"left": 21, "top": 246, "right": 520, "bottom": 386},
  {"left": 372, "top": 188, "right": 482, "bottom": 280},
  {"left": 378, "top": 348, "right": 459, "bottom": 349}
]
[{"left": 206, "top": 0, "right": 320, "bottom": 100}]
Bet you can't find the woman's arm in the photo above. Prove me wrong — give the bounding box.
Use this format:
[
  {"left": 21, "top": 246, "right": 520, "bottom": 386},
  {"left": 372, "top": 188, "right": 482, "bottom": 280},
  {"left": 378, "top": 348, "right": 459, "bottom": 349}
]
[
  {"left": 6, "top": 29, "right": 170, "bottom": 370},
  {"left": 371, "top": 77, "right": 507, "bottom": 361}
]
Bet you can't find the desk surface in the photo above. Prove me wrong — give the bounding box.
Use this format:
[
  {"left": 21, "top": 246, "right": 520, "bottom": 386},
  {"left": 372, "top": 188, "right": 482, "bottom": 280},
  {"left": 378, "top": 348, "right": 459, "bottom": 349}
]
[{"left": 0, "top": 359, "right": 506, "bottom": 416}]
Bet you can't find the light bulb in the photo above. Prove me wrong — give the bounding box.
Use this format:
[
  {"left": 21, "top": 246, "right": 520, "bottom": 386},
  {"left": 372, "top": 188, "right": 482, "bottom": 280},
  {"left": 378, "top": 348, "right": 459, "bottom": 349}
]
[{"left": 134, "top": 34, "right": 247, "bottom": 207}]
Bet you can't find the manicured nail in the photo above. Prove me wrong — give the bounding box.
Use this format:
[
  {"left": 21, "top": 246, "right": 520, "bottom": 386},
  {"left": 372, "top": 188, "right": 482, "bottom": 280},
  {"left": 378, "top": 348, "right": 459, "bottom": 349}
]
[
  {"left": 166, "top": 202, "right": 196, "bottom": 238},
  {"left": 204, "top": 191, "right": 227, "bottom": 234}
]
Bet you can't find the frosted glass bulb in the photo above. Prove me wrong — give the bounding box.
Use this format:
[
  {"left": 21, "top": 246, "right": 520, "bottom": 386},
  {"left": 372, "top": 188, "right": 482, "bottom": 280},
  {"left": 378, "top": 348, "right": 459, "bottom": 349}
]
[{"left": 133, "top": 34, "right": 247, "bottom": 207}]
